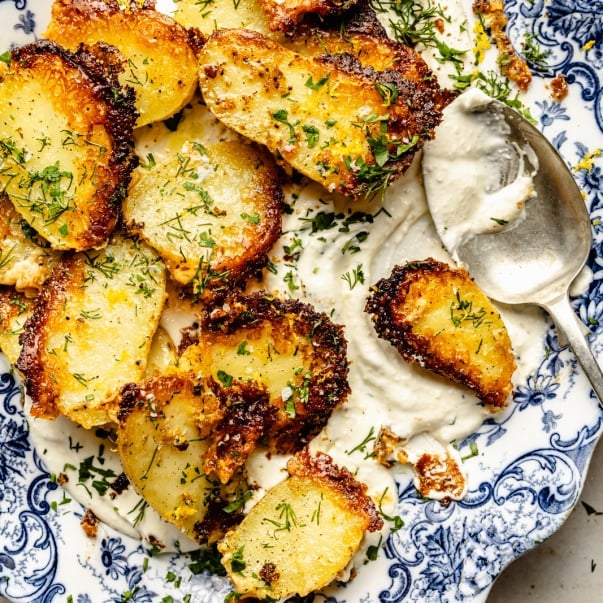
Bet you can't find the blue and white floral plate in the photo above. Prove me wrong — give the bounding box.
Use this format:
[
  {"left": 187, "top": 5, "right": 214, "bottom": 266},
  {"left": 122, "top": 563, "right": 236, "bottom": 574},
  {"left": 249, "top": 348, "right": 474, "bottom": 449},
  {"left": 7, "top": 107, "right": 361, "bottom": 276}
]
[{"left": 2, "top": 1, "right": 603, "bottom": 601}]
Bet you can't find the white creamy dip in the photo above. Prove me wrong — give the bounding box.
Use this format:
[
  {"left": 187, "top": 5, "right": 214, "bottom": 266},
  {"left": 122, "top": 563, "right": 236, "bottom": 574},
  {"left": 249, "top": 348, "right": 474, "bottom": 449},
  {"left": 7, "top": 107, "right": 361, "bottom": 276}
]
[{"left": 422, "top": 88, "right": 538, "bottom": 262}]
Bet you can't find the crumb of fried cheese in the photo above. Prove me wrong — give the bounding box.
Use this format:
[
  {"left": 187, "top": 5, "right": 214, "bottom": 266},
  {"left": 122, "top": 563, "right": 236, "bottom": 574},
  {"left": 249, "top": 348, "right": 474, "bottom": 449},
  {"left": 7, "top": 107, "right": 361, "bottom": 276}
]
[{"left": 81, "top": 508, "right": 99, "bottom": 538}]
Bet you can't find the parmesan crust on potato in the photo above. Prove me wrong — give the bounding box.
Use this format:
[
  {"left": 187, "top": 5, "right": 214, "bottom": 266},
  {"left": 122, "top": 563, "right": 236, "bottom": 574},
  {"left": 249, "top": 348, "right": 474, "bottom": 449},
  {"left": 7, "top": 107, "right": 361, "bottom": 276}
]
[
  {"left": 16, "top": 233, "right": 167, "bottom": 427},
  {"left": 287, "top": 9, "right": 456, "bottom": 94},
  {"left": 365, "top": 259, "right": 516, "bottom": 408},
  {"left": 124, "top": 140, "right": 283, "bottom": 300},
  {"left": 218, "top": 448, "right": 383, "bottom": 600},
  {"left": 198, "top": 28, "right": 443, "bottom": 199},
  {"left": 45, "top": 0, "right": 201, "bottom": 127},
  {"left": 0, "top": 40, "right": 137, "bottom": 250},
  {"left": 257, "top": 0, "right": 360, "bottom": 32},
  {"left": 117, "top": 373, "right": 249, "bottom": 543},
  {"left": 178, "top": 291, "right": 350, "bottom": 453}
]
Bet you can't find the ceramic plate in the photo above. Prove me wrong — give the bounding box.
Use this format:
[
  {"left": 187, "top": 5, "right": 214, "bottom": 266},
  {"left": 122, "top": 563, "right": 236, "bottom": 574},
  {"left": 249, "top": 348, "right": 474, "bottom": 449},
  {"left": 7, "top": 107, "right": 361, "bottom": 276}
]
[{"left": 2, "top": 1, "right": 603, "bottom": 601}]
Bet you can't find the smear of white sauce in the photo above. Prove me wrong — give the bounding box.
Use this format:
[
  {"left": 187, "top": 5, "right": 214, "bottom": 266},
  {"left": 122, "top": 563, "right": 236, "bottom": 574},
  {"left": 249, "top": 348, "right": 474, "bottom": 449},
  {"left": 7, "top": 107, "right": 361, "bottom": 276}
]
[{"left": 422, "top": 88, "right": 537, "bottom": 263}]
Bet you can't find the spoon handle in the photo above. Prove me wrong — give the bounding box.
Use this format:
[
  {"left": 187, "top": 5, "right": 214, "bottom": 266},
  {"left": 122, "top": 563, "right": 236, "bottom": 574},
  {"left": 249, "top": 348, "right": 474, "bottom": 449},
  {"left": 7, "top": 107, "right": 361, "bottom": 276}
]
[{"left": 545, "top": 295, "right": 603, "bottom": 405}]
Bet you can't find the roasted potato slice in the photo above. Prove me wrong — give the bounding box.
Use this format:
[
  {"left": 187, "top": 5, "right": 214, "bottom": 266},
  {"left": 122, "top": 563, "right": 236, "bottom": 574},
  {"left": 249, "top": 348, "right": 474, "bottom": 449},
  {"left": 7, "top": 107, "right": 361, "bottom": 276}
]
[
  {"left": 45, "top": 0, "right": 200, "bottom": 127},
  {"left": 16, "top": 233, "right": 167, "bottom": 427},
  {"left": 179, "top": 291, "right": 350, "bottom": 453},
  {"left": 365, "top": 259, "right": 516, "bottom": 407},
  {"left": 258, "top": 0, "right": 360, "bottom": 32},
  {"left": 0, "top": 193, "right": 61, "bottom": 293},
  {"left": 173, "top": 0, "right": 279, "bottom": 41},
  {"left": 0, "top": 287, "right": 34, "bottom": 365},
  {"left": 117, "top": 373, "right": 248, "bottom": 543},
  {"left": 218, "top": 448, "right": 383, "bottom": 600},
  {"left": 0, "top": 40, "right": 137, "bottom": 250},
  {"left": 198, "top": 29, "right": 442, "bottom": 199},
  {"left": 124, "top": 140, "right": 283, "bottom": 299}
]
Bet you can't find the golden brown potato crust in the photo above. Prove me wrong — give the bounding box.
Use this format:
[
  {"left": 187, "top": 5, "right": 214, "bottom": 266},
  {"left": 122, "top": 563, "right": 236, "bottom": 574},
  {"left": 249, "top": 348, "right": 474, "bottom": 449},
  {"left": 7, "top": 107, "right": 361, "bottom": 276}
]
[
  {"left": 365, "top": 259, "right": 516, "bottom": 408},
  {"left": 0, "top": 40, "right": 137, "bottom": 250},
  {"left": 287, "top": 25, "right": 455, "bottom": 145},
  {"left": 16, "top": 234, "right": 167, "bottom": 426},
  {"left": 16, "top": 254, "right": 87, "bottom": 420},
  {"left": 180, "top": 291, "right": 350, "bottom": 453},
  {"left": 218, "top": 448, "right": 382, "bottom": 599},
  {"left": 287, "top": 448, "right": 383, "bottom": 532},
  {"left": 117, "top": 373, "right": 248, "bottom": 543},
  {"left": 45, "top": 0, "right": 202, "bottom": 126},
  {"left": 199, "top": 28, "right": 445, "bottom": 199},
  {"left": 202, "top": 379, "right": 276, "bottom": 484}
]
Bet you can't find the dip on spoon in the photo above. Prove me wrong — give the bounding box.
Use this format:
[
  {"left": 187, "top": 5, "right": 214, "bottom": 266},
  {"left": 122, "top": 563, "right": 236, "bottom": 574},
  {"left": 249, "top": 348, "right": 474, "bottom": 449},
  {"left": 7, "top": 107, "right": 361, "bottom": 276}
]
[{"left": 422, "top": 88, "right": 603, "bottom": 403}]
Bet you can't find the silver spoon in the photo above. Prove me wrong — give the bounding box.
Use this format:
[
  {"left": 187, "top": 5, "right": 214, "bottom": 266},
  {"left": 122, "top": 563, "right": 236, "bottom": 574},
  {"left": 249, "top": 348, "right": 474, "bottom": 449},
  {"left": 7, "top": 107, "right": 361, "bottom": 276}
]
[{"left": 422, "top": 89, "right": 603, "bottom": 403}]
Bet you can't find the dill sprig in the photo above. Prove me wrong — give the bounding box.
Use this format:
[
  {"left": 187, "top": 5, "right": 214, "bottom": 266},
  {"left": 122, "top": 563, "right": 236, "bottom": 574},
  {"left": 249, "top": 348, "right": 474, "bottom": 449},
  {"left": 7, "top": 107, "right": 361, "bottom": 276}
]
[{"left": 370, "top": 0, "right": 446, "bottom": 48}]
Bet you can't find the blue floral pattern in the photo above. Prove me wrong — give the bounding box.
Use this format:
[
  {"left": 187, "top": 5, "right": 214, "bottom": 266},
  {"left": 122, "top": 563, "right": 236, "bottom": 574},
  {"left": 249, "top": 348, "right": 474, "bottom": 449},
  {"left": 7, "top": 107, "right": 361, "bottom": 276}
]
[{"left": 2, "top": 0, "right": 603, "bottom": 601}]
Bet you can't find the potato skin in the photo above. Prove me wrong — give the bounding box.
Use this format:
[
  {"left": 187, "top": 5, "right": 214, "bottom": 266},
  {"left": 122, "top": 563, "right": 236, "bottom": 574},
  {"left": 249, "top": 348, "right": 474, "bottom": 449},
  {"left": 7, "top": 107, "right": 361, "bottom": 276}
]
[{"left": 365, "top": 258, "right": 516, "bottom": 408}]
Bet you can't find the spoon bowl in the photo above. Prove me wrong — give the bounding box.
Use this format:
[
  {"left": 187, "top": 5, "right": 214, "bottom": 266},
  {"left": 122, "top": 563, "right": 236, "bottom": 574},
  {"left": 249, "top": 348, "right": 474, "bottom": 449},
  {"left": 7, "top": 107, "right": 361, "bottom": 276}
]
[
  {"left": 423, "top": 90, "right": 603, "bottom": 402},
  {"left": 454, "top": 103, "right": 591, "bottom": 304}
]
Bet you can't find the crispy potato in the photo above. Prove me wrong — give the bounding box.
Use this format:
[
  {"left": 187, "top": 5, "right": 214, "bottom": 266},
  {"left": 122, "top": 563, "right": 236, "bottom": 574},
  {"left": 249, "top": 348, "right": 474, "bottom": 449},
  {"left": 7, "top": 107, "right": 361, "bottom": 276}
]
[
  {"left": 258, "top": 0, "right": 360, "bottom": 32},
  {"left": 16, "top": 233, "right": 167, "bottom": 427},
  {"left": 365, "top": 259, "right": 516, "bottom": 407},
  {"left": 0, "top": 193, "right": 61, "bottom": 292},
  {"left": 124, "top": 140, "right": 283, "bottom": 299},
  {"left": 173, "top": 0, "right": 280, "bottom": 41},
  {"left": 218, "top": 448, "right": 383, "bottom": 599},
  {"left": 374, "top": 427, "right": 467, "bottom": 498},
  {"left": 179, "top": 291, "right": 350, "bottom": 453},
  {"left": 0, "top": 287, "right": 34, "bottom": 365},
  {"left": 45, "top": 0, "right": 200, "bottom": 127},
  {"left": 117, "top": 373, "right": 248, "bottom": 543},
  {"left": 198, "top": 29, "right": 443, "bottom": 199},
  {"left": 287, "top": 13, "right": 454, "bottom": 89},
  {"left": 0, "top": 40, "right": 137, "bottom": 250}
]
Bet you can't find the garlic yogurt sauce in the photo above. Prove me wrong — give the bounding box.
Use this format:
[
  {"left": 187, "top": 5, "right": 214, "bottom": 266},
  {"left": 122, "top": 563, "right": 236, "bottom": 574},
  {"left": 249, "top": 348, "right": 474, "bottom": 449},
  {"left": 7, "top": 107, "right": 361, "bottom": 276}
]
[{"left": 25, "top": 0, "right": 549, "bottom": 581}]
